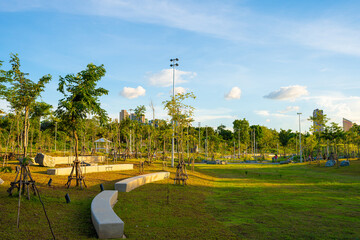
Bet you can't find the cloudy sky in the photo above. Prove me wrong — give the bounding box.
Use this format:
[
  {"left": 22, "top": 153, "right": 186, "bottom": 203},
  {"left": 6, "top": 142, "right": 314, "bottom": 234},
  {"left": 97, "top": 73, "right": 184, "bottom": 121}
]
[{"left": 1, "top": 0, "right": 360, "bottom": 131}]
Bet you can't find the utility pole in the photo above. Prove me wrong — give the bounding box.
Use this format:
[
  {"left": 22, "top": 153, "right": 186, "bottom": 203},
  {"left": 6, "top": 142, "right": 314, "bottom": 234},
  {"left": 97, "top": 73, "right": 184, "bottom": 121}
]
[
  {"left": 297, "top": 112, "right": 302, "bottom": 163},
  {"left": 170, "top": 58, "right": 179, "bottom": 167}
]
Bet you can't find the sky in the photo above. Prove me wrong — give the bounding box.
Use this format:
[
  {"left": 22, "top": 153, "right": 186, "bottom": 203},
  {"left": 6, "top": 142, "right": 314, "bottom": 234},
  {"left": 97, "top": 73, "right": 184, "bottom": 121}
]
[{"left": 1, "top": 0, "right": 360, "bottom": 132}]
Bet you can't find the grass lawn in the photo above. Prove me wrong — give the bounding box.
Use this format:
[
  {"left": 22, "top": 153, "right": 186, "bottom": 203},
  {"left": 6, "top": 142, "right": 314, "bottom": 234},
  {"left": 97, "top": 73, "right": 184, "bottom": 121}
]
[
  {"left": 0, "top": 159, "right": 359, "bottom": 239},
  {"left": 197, "top": 161, "right": 360, "bottom": 240}
]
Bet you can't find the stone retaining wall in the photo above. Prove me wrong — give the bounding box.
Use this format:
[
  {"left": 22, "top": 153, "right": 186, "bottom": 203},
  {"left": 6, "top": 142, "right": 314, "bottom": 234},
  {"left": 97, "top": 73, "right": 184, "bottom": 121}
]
[{"left": 47, "top": 164, "right": 133, "bottom": 175}]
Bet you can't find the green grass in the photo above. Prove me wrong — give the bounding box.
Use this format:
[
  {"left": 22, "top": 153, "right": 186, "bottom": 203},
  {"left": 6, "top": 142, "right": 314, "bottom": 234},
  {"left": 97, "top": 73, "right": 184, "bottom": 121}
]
[
  {"left": 197, "top": 161, "right": 360, "bottom": 240},
  {"left": 0, "top": 159, "right": 359, "bottom": 239}
]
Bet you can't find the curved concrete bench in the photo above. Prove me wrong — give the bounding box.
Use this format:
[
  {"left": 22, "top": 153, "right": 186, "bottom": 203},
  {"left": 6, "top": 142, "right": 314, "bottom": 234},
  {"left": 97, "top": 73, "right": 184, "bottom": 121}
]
[
  {"left": 91, "top": 190, "right": 124, "bottom": 239},
  {"left": 115, "top": 172, "right": 170, "bottom": 192}
]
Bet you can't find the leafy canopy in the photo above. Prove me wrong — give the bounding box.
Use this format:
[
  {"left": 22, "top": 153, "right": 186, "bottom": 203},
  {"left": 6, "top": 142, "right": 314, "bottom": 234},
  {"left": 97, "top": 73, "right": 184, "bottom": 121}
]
[
  {"left": 0, "top": 53, "right": 51, "bottom": 111},
  {"left": 56, "top": 63, "right": 108, "bottom": 129}
]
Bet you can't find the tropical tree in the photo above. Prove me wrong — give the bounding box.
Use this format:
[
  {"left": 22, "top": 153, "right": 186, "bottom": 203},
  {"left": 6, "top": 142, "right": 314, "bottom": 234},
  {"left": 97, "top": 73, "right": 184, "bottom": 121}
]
[
  {"left": 278, "top": 129, "right": 294, "bottom": 156},
  {"left": 163, "top": 92, "right": 196, "bottom": 167},
  {"left": 233, "top": 118, "right": 250, "bottom": 153},
  {"left": 0, "top": 53, "right": 51, "bottom": 157},
  {"left": 56, "top": 63, "right": 108, "bottom": 188},
  {"left": 30, "top": 101, "right": 53, "bottom": 152}
]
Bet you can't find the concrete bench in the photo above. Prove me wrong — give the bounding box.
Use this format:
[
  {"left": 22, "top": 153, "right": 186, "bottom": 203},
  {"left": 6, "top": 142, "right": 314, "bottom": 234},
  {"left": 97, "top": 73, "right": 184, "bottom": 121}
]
[
  {"left": 115, "top": 172, "right": 170, "bottom": 192},
  {"left": 47, "top": 164, "right": 133, "bottom": 175},
  {"left": 91, "top": 190, "right": 124, "bottom": 239}
]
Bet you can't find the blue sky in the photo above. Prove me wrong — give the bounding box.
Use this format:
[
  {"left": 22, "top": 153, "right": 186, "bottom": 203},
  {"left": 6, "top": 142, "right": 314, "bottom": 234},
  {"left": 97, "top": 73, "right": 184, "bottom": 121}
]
[{"left": 1, "top": 0, "right": 360, "bottom": 132}]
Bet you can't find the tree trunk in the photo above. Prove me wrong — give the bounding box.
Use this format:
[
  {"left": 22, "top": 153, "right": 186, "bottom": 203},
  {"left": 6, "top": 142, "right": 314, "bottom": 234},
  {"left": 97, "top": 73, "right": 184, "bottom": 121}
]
[
  {"left": 23, "top": 106, "right": 30, "bottom": 157},
  {"left": 74, "top": 129, "right": 79, "bottom": 162},
  {"left": 73, "top": 128, "right": 80, "bottom": 186}
]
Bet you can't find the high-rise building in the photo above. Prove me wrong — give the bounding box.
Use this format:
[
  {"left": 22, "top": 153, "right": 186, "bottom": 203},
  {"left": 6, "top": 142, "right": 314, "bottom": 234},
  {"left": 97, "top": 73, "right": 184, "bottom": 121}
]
[
  {"left": 343, "top": 118, "right": 353, "bottom": 132},
  {"left": 120, "top": 109, "right": 145, "bottom": 123},
  {"left": 313, "top": 109, "right": 324, "bottom": 132},
  {"left": 120, "top": 110, "right": 129, "bottom": 121}
]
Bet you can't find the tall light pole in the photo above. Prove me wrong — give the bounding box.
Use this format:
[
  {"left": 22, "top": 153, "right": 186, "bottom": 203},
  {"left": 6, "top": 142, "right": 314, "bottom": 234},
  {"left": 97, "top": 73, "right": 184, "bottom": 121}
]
[
  {"left": 297, "top": 112, "right": 302, "bottom": 163},
  {"left": 198, "top": 122, "right": 201, "bottom": 153},
  {"left": 129, "top": 109, "right": 133, "bottom": 153},
  {"left": 238, "top": 129, "right": 241, "bottom": 159},
  {"left": 170, "top": 58, "right": 179, "bottom": 167},
  {"left": 55, "top": 122, "right": 57, "bottom": 151},
  {"left": 205, "top": 125, "right": 208, "bottom": 160}
]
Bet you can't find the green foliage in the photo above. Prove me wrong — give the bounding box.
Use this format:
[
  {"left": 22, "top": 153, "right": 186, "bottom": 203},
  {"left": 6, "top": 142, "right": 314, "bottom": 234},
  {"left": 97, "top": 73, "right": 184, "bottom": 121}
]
[
  {"left": 216, "top": 124, "right": 233, "bottom": 140},
  {"left": 0, "top": 166, "right": 12, "bottom": 173},
  {"left": 56, "top": 63, "right": 109, "bottom": 130},
  {"left": 250, "top": 124, "right": 263, "bottom": 142},
  {"left": 163, "top": 92, "right": 196, "bottom": 125},
  {"left": 233, "top": 118, "right": 250, "bottom": 144},
  {"left": 278, "top": 129, "right": 294, "bottom": 148},
  {"left": 134, "top": 105, "right": 146, "bottom": 119},
  {"left": 2, "top": 53, "right": 51, "bottom": 110}
]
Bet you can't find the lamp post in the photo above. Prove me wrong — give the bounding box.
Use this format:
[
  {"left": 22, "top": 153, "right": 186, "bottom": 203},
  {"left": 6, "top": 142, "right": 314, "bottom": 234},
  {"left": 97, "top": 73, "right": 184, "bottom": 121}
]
[
  {"left": 170, "top": 58, "right": 179, "bottom": 167},
  {"left": 297, "top": 112, "right": 302, "bottom": 163},
  {"left": 238, "top": 129, "right": 241, "bottom": 159},
  {"left": 55, "top": 122, "right": 57, "bottom": 151},
  {"left": 205, "top": 125, "right": 208, "bottom": 160},
  {"left": 129, "top": 109, "right": 133, "bottom": 153},
  {"left": 198, "top": 122, "right": 201, "bottom": 153}
]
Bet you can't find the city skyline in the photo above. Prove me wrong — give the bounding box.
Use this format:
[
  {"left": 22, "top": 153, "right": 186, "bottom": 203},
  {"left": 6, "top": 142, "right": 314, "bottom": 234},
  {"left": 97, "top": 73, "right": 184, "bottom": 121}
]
[{"left": 1, "top": 0, "right": 360, "bottom": 131}]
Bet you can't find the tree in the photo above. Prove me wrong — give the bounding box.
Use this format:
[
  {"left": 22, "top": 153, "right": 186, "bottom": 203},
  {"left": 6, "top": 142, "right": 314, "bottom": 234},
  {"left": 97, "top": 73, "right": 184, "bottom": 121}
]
[
  {"left": 133, "top": 105, "right": 146, "bottom": 158},
  {"left": 163, "top": 92, "right": 196, "bottom": 166},
  {"left": 56, "top": 63, "right": 108, "bottom": 188},
  {"left": 278, "top": 129, "right": 294, "bottom": 156},
  {"left": 233, "top": 118, "right": 250, "bottom": 146},
  {"left": 0, "top": 54, "right": 51, "bottom": 157},
  {"left": 216, "top": 124, "right": 233, "bottom": 141},
  {"left": 30, "top": 101, "right": 53, "bottom": 152}
]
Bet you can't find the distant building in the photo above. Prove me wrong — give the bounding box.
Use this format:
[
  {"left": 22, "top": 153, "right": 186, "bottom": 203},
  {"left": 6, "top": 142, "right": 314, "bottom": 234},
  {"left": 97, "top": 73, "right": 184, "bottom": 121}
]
[
  {"left": 313, "top": 109, "right": 324, "bottom": 132},
  {"left": 120, "top": 109, "right": 146, "bottom": 124},
  {"left": 129, "top": 112, "right": 145, "bottom": 124},
  {"left": 120, "top": 110, "right": 129, "bottom": 121},
  {"left": 343, "top": 118, "right": 353, "bottom": 132}
]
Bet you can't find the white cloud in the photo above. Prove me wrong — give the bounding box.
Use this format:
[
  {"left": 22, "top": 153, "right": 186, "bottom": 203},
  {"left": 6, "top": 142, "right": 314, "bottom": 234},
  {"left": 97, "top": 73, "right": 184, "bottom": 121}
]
[
  {"left": 225, "top": 86, "right": 241, "bottom": 100},
  {"left": 174, "top": 87, "right": 187, "bottom": 94},
  {"left": 194, "top": 108, "right": 236, "bottom": 122},
  {"left": 305, "top": 94, "right": 360, "bottom": 124},
  {"left": 279, "top": 106, "right": 300, "bottom": 113},
  {"left": 148, "top": 69, "right": 196, "bottom": 87},
  {"left": 254, "top": 110, "right": 270, "bottom": 116},
  {"left": 255, "top": 110, "right": 293, "bottom": 119},
  {"left": 120, "top": 86, "right": 146, "bottom": 99},
  {"left": 264, "top": 85, "right": 308, "bottom": 101}
]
